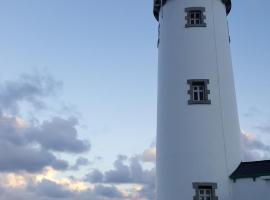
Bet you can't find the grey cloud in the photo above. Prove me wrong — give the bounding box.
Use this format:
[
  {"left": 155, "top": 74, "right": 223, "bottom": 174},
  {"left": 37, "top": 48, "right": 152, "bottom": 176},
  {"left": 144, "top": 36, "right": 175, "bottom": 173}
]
[
  {"left": 0, "top": 72, "right": 62, "bottom": 113},
  {"left": 0, "top": 158, "right": 155, "bottom": 200},
  {"left": 0, "top": 114, "right": 27, "bottom": 146},
  {"left": 84, "top": 154, "right": 156, "bottom": 200},
  {"left": 93, "top": 185, "right": 123, "bottom": 199},
  {"left": 0, "top": 186, "right": 36, "bottom": 200},
  {"left": 84, "top": 169, "right": 104, "bottom": 183},
  {"left": 70, "top": 157, "right": 90, "bottom": 171},
  {"left": 32, "top": 179, "right": 73, "bottom": 199},
  {"left": 26, "top": 117, "right": 90, "bottom": 153},
  {"left": 0, "top": 183, "right": 129, "bottom": 200},
  {"left": 0, "top": 73, "right": 90, "bottom": 173},
  {"left": 254, "top": 124, "right": 270, "bottom": 133},
  {"left": 244, "top": 136, "right": 270, "bottom": 152},
  {"left": 243, "top": 106, "right": 261, "bottom": 118},
  {"left": 242, "top": 132, "right": 270, "bottom": 161},
  {"left": 0, "top": 113, "right": 68, "bottom": 172},
  {"left": 82, "top": 146, "right": 158, "bottom": 200},
  {"left": 138, "top": 185, "right": 156, "bottom": 200},
  {"left": 85, "top": 155, "right": 155, "bottom": 185},
  {"left": 105, "top": 155, "right": 131, "bottom": 183},
  {"left": 0, "top": 141, "right": 68, "bottom": 173},
  {"left": 129, "top": 156, "right": 155, "bottom": 184}
]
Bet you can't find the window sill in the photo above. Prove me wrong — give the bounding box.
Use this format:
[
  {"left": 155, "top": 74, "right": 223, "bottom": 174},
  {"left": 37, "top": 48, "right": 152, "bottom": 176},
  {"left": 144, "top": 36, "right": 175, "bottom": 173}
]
[
  {"left": 185, "top": 24, "right": 207, "bottom": 28},
  {"left": 188, "top": 100, "right": 211, "bottom": 105}
]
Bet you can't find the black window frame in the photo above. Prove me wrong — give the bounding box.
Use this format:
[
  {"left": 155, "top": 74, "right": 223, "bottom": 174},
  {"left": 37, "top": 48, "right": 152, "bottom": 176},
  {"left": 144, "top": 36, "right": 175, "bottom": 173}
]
[
  {"left": 187, "top": 79, "right": 211, "bottom": 105},
  {"left": 185, "top": 7, "right": 207, "bottom": 28},
  {"left": 193, "top": 182, "right": 218, "bottom": 200}
]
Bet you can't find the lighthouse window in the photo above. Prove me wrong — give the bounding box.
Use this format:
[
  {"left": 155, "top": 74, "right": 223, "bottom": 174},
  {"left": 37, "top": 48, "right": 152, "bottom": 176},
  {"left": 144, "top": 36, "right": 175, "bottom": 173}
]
[
  {"left": 193, "top": 85, "right": 204, "bottom": 101},
  {"left": 190, "top": 11, "right": 202, "bottom": 25},
  {"left": 187, "top": 79, "right": 211, "bottom": 105},
  {"left": 193, "top": 183, "right": 218, "bottom": 200},
  {"left": 199, "top": 187, "right": 212, "bottom": 200},
  {"left": 185, "top": 7, "right": 206, "bottom": 28}
]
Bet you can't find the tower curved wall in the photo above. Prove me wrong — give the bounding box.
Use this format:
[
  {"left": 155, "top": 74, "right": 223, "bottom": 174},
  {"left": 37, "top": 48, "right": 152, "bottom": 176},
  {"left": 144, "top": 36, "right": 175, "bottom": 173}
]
[{"left": 156, "top": 0, "right": 242, "bottom": 199}]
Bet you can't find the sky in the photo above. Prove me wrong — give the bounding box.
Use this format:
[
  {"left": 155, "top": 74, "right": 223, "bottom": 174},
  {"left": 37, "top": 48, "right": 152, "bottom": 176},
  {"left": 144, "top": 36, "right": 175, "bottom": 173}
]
[{"left": 0, "top": 0, "right": 269, "bottom": 200}]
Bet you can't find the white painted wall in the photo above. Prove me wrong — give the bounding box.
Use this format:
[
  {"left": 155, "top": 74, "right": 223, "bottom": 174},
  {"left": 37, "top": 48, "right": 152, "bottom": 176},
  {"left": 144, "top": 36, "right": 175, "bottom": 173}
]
[
  {"left": 232, "top": 179, "right": 270, "bottom": 199},
  {"left": 156, "top": 0, "right": 242, "bottom": 200}
]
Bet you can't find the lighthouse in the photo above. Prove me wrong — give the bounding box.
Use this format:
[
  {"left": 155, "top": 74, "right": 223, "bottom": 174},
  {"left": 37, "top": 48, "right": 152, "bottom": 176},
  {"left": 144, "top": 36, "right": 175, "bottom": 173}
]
[{"left": 154, "top": 0, "right": 242, "bottom": 200}]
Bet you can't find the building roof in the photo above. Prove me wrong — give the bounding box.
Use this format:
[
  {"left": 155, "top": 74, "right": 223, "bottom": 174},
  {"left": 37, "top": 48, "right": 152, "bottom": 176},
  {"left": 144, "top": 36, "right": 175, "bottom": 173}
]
[
  {"left": 230, "top": 160, "right": 270, "bottom": 181},
  {"left": 153, "top": 0, "right": 232, "bottom": 21}
]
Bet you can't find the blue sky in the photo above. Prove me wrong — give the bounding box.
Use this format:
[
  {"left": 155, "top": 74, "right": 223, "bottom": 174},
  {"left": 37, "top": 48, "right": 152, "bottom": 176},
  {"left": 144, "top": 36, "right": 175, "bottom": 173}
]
[
  {"left": 0, "top": 1, "right": 269, "bottom": 199},
  {"left": 0, "top": 0, "right": 158, "bottom": 169}
]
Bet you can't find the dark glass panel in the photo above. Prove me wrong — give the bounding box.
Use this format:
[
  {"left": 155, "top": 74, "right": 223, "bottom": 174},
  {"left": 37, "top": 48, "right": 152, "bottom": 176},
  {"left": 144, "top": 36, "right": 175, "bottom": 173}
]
[{"left": 194, "top": 92, "right": 198, "bottom": 101}]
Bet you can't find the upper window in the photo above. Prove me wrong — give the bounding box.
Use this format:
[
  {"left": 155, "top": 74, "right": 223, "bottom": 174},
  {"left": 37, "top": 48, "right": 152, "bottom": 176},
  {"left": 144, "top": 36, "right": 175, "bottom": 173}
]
[
  {"left": 193, "top": 183, "right": 218, "bottom": 200},
  {"left": 185, "top": 7, "right": 206, "bottom": 28},
  {"left": 193, "top": 83, "right": 205, "bottom": 102},
  {"left": 190, "top": 10, "right": 203, "bottom": 25},
  {"left": 187, "top": 79, "right": 211, "bottom": 105},
  {"left": 198, "top": 186, "right": 212, "bottom": 200}
]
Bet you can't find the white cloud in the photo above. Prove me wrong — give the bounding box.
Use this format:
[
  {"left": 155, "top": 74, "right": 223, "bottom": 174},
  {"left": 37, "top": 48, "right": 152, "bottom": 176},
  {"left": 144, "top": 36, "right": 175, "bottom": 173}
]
[
  {"left": 141, "top": 147, "right": 156, "bottom": 164},
  {"left": 241, "top": 130, "right": 270, "bottom": 161}
]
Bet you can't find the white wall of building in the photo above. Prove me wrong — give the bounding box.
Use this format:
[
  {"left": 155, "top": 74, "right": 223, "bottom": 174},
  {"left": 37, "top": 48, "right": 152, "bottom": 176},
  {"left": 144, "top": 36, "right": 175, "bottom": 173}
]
[
  {"left": 156, "top": 0, "right": 242, "bottom": 199},
  {"left": 232, "top": 179, "right": 270, "bottom": 199}
]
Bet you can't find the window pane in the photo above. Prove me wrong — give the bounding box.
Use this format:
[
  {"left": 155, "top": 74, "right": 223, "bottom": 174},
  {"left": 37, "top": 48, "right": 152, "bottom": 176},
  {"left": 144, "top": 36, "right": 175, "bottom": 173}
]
[
  {"left": 194, "top": 92, "right": 198, "bottom": 101},
  {"left": 206, "top": 190, "right": 211, "bottom": 195},
  {"left": 186, "top": 8, "right": 206, "bottom": 27},
  {"left": 199, "top": 197, "right": 204, "bottom": 200},
  {"left": 188, "top": 80, "right": 210, "bottom": 104},
  {"left": 199, "top": 91, "right": 204, "bottom": 100},
  {"left": 206, "top": 197, "right": 211, "bottom": 200},
  {"left": 199, "top": 189, "right": 204, "bottom": 194}
]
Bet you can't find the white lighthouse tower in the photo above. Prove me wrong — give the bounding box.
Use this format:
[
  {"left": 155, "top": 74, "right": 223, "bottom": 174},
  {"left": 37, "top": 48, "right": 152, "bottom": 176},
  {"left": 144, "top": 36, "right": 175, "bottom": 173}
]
[{"left": 154, "top": 0, "right": 242, "bottom": 200}]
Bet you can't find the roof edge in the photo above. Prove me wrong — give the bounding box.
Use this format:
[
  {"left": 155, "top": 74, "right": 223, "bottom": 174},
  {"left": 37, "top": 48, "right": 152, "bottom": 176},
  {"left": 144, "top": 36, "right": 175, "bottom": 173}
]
[
  {"left": 230, "top": 173, "right": 270, "bottom": 181},
  {"left": 230, "top": 160, "right": 270, "bottom": 181}
]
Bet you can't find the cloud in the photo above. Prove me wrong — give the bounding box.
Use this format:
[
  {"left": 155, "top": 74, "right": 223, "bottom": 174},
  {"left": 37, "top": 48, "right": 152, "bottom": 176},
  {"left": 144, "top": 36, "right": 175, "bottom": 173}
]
[
  {"left": 0, "top": 186, "right": 35, "bottom": 200},
  {"left": 242, "top": 131, "right": 270, "bottom": 161},
  {"left": 0, "top": 141, "right": 68, "bottom": 173},
  {"left": 0, "top": 171, "right": 131, "bottom": 200},
  {"left": 0, "top": 71, "right": 158, "bottom": 199},
  {"left": 141, "top": 147, "right": 156, "bottom": 164},
  {"left": 84, "top": 170, "right": 103, "bottom": 183},
  {"left": 0, "top": 114, "right": 27, "bottom": 146},
  {"left": 0, "top": 72, "right": 90, "bottom": 173},
  {"left": 137, "top": 184, "right": 156, "bottom": 200},
  {"left": 85, "top": 154, "right": 155, "bottom": 185},
  {"left": 243, "top": 106, "right": 261, "bottom": 118},
  {"left": 83, "top": 145, "right": 157, "bottom": 200},
  {"left": 26, "top": 117, "right": 90, "bottom": 153},
  {"left": 254, "top": 124, "right": 270, "bottom": 133},
  {"left": 104, "top": 155, "right": 131, "bottom": 183},
  {"left": 31, "top": 179, "right": 73, "bottom": 199},
  {"left": 70, "top": 157, "right": 90, "bottom": 171},
  {"left": 93, "top": 185, "right": 124, "bottom": 199},
  {"left": 0, "top": 113, "right": 68, "bottom": 173},
  {"left": 0, "top": 145, "right": 156, "bottom": 200},
  {"left": 0, "top": 72, "right": 62, "bottom": 114}
]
